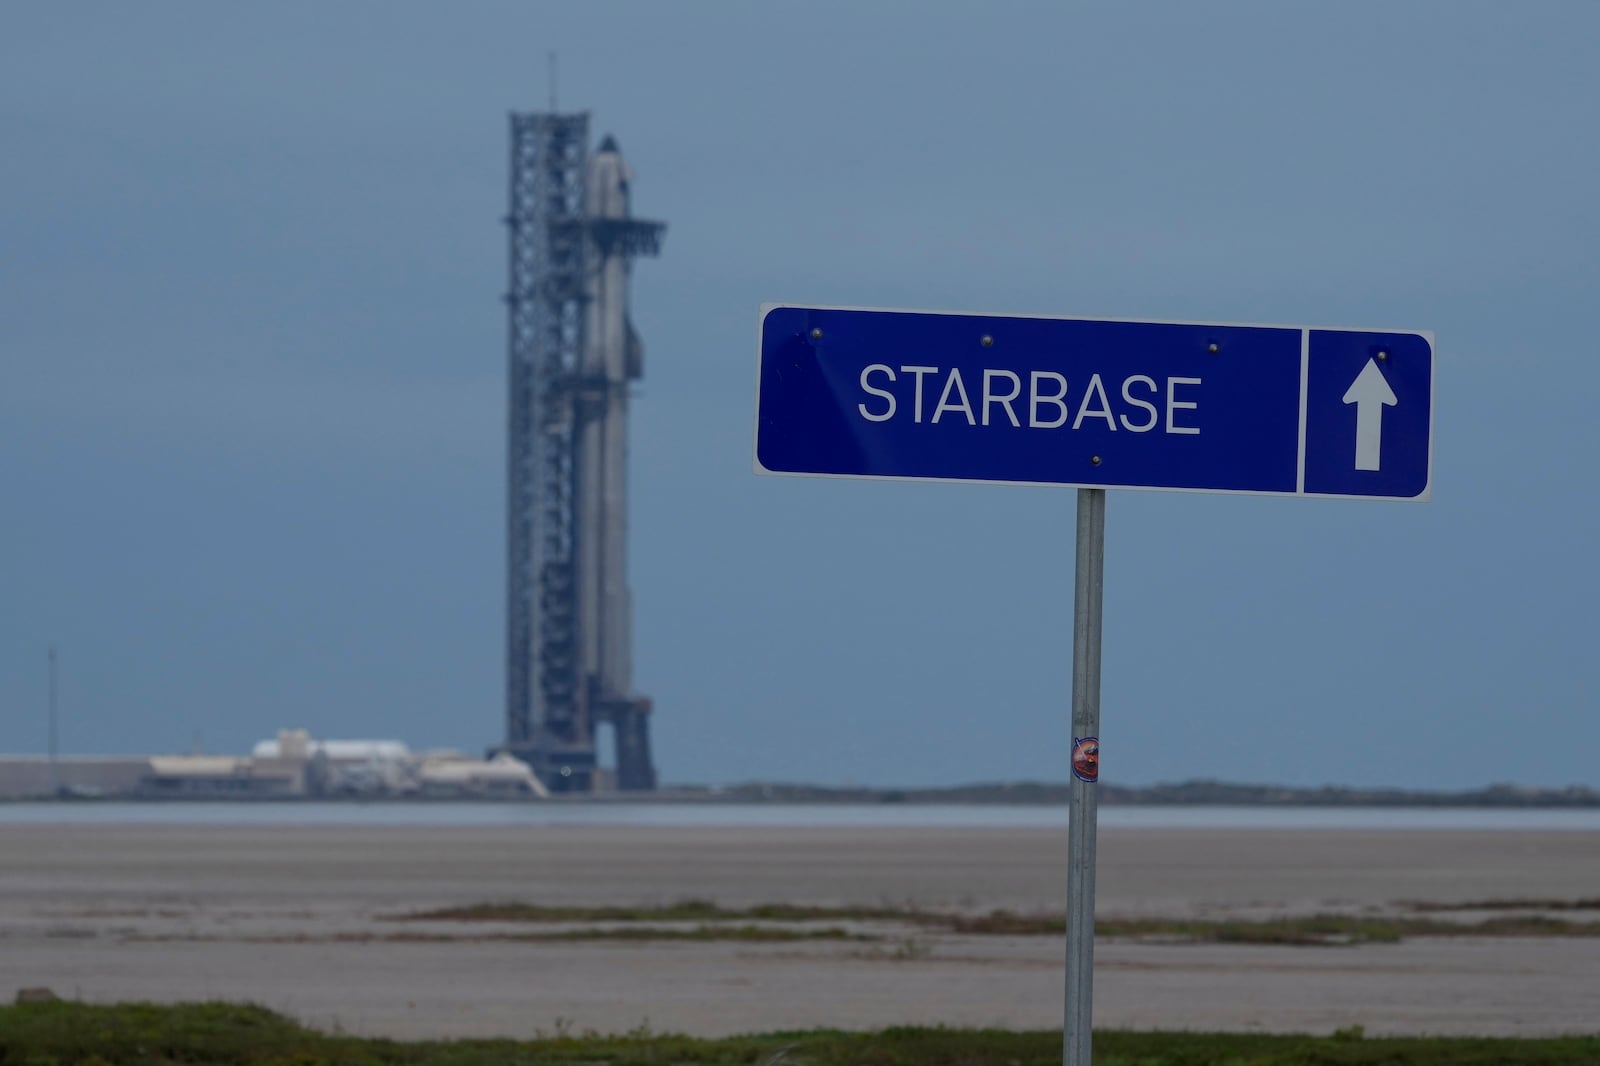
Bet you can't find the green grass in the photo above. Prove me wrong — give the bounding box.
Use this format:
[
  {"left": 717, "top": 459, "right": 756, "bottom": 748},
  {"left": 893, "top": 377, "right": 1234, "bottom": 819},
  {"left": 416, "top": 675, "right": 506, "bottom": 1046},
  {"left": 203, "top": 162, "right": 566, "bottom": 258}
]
[
  {"left": 391, "top": 899, "right": 914, "bottom": 924},
  {"left": 389, "top": 900, "right": 1600, "bottom": 945},
  {"left": 3, "top": 1002, "right": 1600, "bottom": 1065},
  {"left": 125, "top": 924, "right": 874, "bottom": 946},
  {"left": 519, "top": 923, "right": 872, "bottom": 943}
]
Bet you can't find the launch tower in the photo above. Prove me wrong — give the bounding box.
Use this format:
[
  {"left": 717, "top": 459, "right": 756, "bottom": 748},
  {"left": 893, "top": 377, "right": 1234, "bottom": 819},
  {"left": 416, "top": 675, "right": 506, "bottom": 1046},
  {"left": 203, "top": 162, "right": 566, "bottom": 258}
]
[{"left": 501, "top": 112, "right": 663, "bottom": 792}]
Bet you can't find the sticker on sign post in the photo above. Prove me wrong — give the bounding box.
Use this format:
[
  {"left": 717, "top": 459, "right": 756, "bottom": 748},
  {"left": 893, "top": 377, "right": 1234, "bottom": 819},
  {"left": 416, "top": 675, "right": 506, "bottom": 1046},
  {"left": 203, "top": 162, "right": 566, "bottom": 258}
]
[{"left": 1071, "top": 737, "right": 1100, "bottom": 783}]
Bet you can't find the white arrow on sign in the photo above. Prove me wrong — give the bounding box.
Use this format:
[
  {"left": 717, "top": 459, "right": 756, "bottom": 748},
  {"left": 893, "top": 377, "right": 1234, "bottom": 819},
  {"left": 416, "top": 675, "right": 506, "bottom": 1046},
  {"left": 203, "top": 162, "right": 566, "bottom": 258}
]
[{"left": 1342, "top": 359, "right": 1399, "bottom": 471}]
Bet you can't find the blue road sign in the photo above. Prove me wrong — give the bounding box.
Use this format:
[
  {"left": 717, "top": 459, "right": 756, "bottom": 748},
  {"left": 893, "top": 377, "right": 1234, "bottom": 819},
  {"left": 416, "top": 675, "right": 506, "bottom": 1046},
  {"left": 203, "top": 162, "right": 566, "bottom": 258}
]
[{"left": 754, "top": 305, "right": 1433, "bottom": 500}]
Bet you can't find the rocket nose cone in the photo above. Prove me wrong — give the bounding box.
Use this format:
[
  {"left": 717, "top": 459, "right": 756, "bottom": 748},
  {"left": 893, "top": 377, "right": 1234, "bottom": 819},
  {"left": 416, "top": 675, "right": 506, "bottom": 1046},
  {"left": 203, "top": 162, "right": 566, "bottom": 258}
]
[{"left": 597, "top": 133, "right": 620, "bottom": 154}]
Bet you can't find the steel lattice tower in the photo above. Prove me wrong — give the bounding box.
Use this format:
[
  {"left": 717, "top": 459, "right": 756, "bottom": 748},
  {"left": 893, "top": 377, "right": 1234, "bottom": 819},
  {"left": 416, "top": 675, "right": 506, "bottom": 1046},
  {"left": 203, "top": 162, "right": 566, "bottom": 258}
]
[{"left": 501, "top": 112, "right": 663, "bottom": 792}]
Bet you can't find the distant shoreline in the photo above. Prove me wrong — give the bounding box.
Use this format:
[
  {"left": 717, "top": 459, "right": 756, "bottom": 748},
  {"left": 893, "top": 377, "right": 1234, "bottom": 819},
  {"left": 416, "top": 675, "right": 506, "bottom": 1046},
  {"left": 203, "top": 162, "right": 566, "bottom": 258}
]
[
  {"left": 644, "top": 779, "right": 1600, "bottom": 808},
  {"left": 5, "top": 778, "right": 1598, "bottom": 807}
]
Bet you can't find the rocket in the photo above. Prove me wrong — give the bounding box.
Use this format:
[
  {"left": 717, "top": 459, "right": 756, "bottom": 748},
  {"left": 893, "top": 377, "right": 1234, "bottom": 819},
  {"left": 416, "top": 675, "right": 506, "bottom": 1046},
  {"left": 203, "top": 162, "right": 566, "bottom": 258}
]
[{"left": 575, "top": 134, "right": 644, "bottom": 743}]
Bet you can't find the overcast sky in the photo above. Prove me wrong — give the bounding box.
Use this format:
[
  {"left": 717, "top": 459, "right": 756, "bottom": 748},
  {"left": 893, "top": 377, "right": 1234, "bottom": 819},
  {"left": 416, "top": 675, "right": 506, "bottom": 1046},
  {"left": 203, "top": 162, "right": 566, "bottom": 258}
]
[{"left": 3, "top": 1, "right": 1596, "bottom": 790}]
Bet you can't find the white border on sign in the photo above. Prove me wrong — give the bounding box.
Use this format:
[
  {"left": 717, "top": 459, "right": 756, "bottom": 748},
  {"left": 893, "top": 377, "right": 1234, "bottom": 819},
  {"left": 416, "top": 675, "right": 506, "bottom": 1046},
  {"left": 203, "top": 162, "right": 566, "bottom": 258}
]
[{"left": 752, "top": 303, "right": 1435, "bottom": 502}]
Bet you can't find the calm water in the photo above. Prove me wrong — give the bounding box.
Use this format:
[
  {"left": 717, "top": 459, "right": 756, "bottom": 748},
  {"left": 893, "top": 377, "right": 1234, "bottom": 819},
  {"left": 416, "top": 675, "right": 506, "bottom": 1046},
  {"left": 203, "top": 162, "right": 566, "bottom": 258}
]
[{"left": 1, "top": 802, "right": 1597, "bottom": 830}]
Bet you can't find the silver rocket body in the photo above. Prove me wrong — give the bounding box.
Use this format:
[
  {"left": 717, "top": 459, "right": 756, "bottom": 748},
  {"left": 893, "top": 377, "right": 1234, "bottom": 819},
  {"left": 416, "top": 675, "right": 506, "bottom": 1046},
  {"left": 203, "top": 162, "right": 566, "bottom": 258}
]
[{"left": 577, "top": 141, "right": 637, "bottom": 725}]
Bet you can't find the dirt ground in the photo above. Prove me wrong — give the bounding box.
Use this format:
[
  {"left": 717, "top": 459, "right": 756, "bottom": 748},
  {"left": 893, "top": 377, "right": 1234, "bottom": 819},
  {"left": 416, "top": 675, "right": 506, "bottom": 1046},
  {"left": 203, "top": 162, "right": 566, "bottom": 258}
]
[{"left": 1, "top": 823, "right": 1595, "bottom": 1038}]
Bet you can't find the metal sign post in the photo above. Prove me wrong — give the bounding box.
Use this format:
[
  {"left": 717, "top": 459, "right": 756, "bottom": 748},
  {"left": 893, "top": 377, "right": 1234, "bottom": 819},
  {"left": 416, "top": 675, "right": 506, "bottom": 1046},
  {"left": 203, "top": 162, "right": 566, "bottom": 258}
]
[{"left": 1064, "top": 488, "right": 1105, "bottom": 1065}]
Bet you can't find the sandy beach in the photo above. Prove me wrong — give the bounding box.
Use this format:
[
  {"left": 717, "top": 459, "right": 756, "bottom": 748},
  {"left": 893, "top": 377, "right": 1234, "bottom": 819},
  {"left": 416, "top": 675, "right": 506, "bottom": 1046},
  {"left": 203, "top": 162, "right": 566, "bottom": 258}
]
[{"left": 1, "top": 823, "right": 1595, "bottom": 1038}]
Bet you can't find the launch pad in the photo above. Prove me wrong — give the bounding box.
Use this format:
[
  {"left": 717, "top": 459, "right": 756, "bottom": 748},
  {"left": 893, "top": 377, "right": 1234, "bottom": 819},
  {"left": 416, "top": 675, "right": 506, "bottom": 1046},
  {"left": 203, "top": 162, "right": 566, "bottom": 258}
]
[{"left": 499, "top": 112, "right": 663, "bottom": 792}]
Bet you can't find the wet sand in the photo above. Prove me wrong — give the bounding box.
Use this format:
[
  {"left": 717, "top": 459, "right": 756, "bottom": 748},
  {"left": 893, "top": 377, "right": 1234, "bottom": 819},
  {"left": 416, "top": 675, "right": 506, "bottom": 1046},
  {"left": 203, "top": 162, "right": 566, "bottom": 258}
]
[{"left": 1, "top": 824, "right": 1595, "bottom": 1037}]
